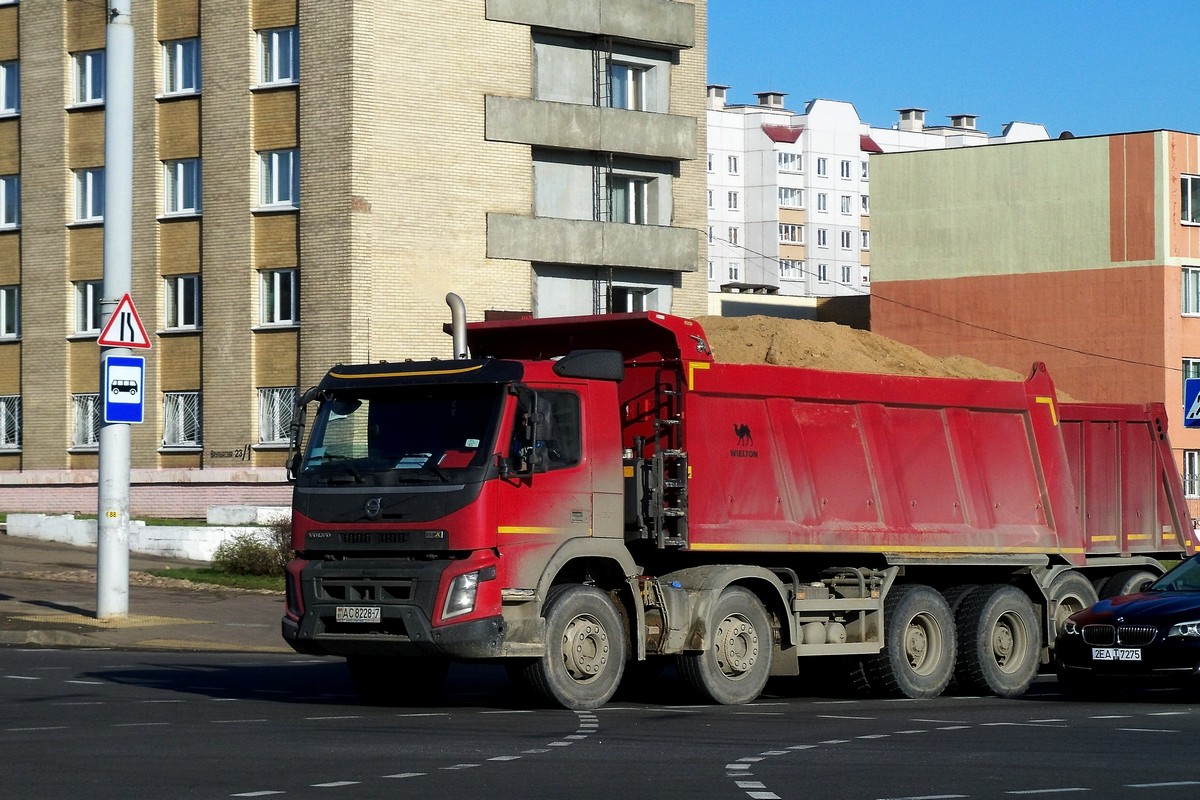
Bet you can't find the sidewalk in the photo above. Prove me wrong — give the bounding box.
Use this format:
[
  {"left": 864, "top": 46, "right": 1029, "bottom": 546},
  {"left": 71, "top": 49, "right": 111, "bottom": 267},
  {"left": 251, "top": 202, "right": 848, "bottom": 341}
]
[{"left": 0, "top": 533, "right": 291, "bottom": 653}]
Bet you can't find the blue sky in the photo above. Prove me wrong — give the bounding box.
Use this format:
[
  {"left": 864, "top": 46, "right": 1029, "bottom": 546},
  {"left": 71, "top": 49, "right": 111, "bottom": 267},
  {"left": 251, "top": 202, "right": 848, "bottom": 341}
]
[{"left": 707, "top": 1, "right": 1199, "bottom": 138}]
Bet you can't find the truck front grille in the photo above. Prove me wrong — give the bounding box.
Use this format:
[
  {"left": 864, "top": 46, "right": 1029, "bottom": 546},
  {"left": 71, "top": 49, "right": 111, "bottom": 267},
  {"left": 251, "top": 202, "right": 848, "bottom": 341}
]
[{"left": 316, "top": 579, "right": 413, "bottom": 603}]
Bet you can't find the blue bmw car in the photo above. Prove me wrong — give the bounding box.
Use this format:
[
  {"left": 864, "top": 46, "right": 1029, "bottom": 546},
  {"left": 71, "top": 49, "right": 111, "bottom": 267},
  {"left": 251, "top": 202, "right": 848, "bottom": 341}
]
[{"left": 1056, "top": 555, "right": 1200, "bottom": 696}]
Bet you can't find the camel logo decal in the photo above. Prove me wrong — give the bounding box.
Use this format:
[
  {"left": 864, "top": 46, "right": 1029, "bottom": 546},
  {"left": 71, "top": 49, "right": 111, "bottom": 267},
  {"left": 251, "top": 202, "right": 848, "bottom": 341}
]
[{"left": 733, "top": 423, "right": 753, "bottom": 446}]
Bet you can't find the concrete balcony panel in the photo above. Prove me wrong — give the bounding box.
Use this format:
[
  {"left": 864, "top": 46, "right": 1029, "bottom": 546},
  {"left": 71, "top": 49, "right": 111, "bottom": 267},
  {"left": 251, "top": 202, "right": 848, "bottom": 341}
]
[
  {"left": 486, "top": 96, "right": 695, "bottom": 161},
  {"left": 486, "top": 0, "right": 694, "bottom": 48},
  {"left": 488, "top": 213, "right": 698, "bottom": 273}
]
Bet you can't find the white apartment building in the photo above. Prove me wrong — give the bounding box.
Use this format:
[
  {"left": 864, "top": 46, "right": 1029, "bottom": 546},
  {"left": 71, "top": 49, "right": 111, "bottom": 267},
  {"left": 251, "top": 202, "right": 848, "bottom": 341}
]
[{"left": 705, "top": 86, "right": 1050, "bottom": 316}]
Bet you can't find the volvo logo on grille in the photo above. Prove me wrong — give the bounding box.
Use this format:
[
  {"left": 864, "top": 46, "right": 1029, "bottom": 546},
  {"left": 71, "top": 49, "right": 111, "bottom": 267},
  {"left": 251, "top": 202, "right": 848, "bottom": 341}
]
[{"left": 364, "top": 497, "right": 382, "bottom": 520}]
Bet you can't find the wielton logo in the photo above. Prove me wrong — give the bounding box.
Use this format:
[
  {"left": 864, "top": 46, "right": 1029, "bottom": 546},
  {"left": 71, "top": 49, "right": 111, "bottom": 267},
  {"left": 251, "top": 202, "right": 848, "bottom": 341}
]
[
  {"left": 731, "top": 423, "right": 758, "bottom": 458},
  {"left": 733, "top": 423, "right": 753, "bottom": 446}
]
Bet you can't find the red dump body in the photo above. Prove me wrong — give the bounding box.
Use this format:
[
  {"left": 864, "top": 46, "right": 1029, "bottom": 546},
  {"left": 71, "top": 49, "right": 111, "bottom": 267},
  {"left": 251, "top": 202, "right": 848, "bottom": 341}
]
[{"left": 464, "top": 311, "right": 1196, "bottom": 564}]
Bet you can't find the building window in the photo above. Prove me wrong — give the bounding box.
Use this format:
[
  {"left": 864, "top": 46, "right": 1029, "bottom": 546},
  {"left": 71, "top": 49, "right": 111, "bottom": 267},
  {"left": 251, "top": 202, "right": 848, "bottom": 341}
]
[
  {"left": 163, "top": 158, "right": 201, "bottom": 215},
  {"left": 727, "top": 155, "right": 739, "bottom": 175},
  {"left": 0, "top": 284, "right": 16, "bottom": 338},
  {"left": 0, "top": 394, "right": 18, "bottom": 449},
  {"left": 258, "top": 26, "right": 298, "bottom": 85},
  {"left": 728, "top": 226, "right": 739, "bottom": 246},
  {"left": 1186, "top": 451, "right": 1200, "bottom": 498},
  {"left": 779, "top": 223, "right": 803, "bottom": 244},
  {"left": 779, "top": 259, "right": 804, "bottom": 279},
  {"left": 841, "top": 265, "right": 852, "bottom": 283},
  {"left": 861, "top": 160, "right": 870, "bottom": 180},
  {"left": 1184, "top": 358, "right": 1200, "bottom": 405},
  {"left": 72, "top": 394, "right": 100, "bottom": 449},
  {"left": 74, "top": 168, "right": 105, "bottom": 222},
  {"left": 840, "top": 230, "right": 853, "bottom": 250},
  {"left": 840, "top": 195, "right": 852, "bottom": 215},
  {"left": 1184, "top": 267, "right": 1200, "bottom": 315},
  {"left": 778, "top": 187, "right": 803, "bottom": 208},
  {"left": 727, "top": 261, "right": 740, "bottom": 282},
  {"left": 817, "top": 228, "right": 828, "bottom": 248},
  {"left": 0, "top": 175, "right": 17, "bottom": 228},
  {"left": 164, "top": 274, "right": 201, "bottom": 330},
  {"left": 816, "top": 193, "right": 828, "bottom": 212},
  {"left": 778, "top": 152, "right": 802, "bottom": 173},
  {"left": 707, "top": 260, "right": 713, "bottom": 280},
  {"left": 707, "top": 189, "right": 713, "bottom": 208},
  {"left": 0, "top": 60, "right": 17, "bottom": 114},
  {"left": 707, "top": 226, "right": 713, "bottom": 244},
  {"left": 258, "top": 387, "right": 296, "bottom": 444},
  {"left": 163, "top": 38, "right": 201, "bottom": 95},
  {"left": 727, "top": 191, "right": 739, "bottom": 210},
  {"left": 861, "top": 194, "right": 870, "bottom": 214},
  {"left": 73, "top": 50, "right": 105, "bottom": 105},
  {"left": 840, "top": 160, "right": 852, "bottom": 179},
  {"left": 817, "top": 264, "right": 829, "bottom": 282},
  {"left": 609, "top": 176, "right": 649, "bottom": 224},
  {"left": 259, "top": 149, "right": 299, "bottom": 208},
  {"left": 610, "top": 286, "right": 651, "bottom": 313},
  {"left": 816, "top": 157, "right": 828, "bottom": 177},
  {"left": 609, "top": 62, "right": 647, "bottom": 110},
  {"left": 75, "top": 280, "right": 103, "bottom": 334},
  {"left": 261, "top": 268, "right": 299, "bottom": 325},
  {"left": 861, "top": 230, "right": 871, "bottom": 250},
  {"left": 1183, "top": 175, "right": 1200, "bottom": 224},
  {"left": 163, "top": 392, "right": 201, "bottom": 448}
]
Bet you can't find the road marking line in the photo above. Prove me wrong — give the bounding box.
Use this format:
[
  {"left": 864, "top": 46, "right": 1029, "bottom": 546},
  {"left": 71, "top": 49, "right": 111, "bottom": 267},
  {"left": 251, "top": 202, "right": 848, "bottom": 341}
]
[
  {"left": 65, "top": 679, "right": 104, "bottom": 685},
  {"left": 1006, "top": 789, "right": 1089, "bottom": 795},
  {"left": 1089, "top": 715, "right": 1130, "bottom": 719},
  {"left": 522, "top": 748, "right": 550, "bottom": 754},
  {"left": 746, "top": 793, "right": 780, "bottom": 799},
  {"left": 311, "top": 781, "right": 360, "bottom": 787},
  {"left": 736, "top": 782, "right": 767, "bottom": 789},
  {"left": 725, "top": 764, "right": 752, "bottom": 771},
  {"left": 382, "top": 773, "right": 426, "bottom": 779},
  {"left": 549, "top": 741, "right": 573, "bottom": 747},
  {"left": 818, "top": 714, "right": 875, "bottom": 720},
  {"left": 858, "top": 734, "right": 889, "bottom": 739},
  {"left": 488, "top": 756, "right": 521, "bottom": 762},
  {"left": 113, "top": 722, "right": 171, "bottom": 727},
  {"left": 820, "top": 739, "right": 849, "bottom": 744},
  {"left": 876, "top": 795, "right": 969, "bottom": 800},
  {"left": 212, "top": 719, "right": 269, "bottom": 724},
  {"left": 440, "top": 764, "right": 479, "bottom": 770},
  {"left": 1116, "top": 728, "right": 1177, "bottom": 733},
  {"left": 6, "top": 726, "right": 69, "bottom": 732},
  {"left": 305, "top": 715, "right": 363, "bottom": 721},
  {"left": 230, "top": 792, "right": 285, "bottom": 797},
  {"left": 3, "top": 675, "right": 39, "bottom": 680},
  {"left": 1126, "top": 781, "right": 1200, "bottom": 788}
]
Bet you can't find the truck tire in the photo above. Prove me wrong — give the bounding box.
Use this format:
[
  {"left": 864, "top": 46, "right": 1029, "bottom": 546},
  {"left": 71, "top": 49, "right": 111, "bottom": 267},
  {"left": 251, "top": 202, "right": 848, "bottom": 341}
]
[
  {"left": 510, "top": 585, "right": 627, "bottom": 711},
  {"left": 1047, "top": 571, "right": 1098, "bottom": 636},
  {"left": 864, "top": 584, "right": 955, "bottom": 699},
  {"left": 1100, "top": 569, "right": 1157, "bottom": 599},
  {"left": 346, "top": 656, "right": 449, "bottom": 706},
  {"left": 955, "top": 585, "right": 1040, "bottom": 698},
  {"left": 678, "top": 587, "right": 773, "bottom": 705}
]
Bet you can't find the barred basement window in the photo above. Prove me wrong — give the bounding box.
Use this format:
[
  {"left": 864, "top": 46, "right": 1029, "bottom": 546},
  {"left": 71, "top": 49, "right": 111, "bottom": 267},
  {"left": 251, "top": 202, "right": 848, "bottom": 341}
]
[
  {"left": 259, "top": 387, "right": 296, "bottom": 444},
  {"left": 163, "top": 392, "right": 201, "bottom": 447},
  {"left": 72, "top": 394, "right": 100, "bottom": 449},
  {"left": 0, "top": 394, "right": 19, "bottom": 449}
]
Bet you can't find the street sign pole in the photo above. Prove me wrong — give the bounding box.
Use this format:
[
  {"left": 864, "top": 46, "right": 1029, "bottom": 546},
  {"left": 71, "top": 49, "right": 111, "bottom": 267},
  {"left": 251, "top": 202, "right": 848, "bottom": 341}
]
[{"left": 97, "top": 0, "right": 135, "bottom": 620}]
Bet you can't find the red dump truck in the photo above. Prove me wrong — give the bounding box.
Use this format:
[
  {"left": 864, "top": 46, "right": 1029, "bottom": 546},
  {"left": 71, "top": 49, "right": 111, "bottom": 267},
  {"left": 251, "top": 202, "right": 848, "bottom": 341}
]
[{"left": 282, "top": 296, "right": 1197, "bottom": 709}]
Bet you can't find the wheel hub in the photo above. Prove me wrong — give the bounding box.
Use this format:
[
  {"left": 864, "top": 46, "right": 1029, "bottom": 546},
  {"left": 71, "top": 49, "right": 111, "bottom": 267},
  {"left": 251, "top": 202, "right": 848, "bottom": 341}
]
[
  {"left": 561, "top": 614, "right": 609, "bottom": 682},
  {"left": 715, "top": 613, "right": 759, "bottom": 678}
]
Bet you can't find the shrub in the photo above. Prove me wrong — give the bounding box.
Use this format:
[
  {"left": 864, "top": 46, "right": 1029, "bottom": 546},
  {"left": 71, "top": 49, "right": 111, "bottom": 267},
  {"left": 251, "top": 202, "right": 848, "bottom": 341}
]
[{"left": 212, "top": 521, "right": 293, "bottom": 576}]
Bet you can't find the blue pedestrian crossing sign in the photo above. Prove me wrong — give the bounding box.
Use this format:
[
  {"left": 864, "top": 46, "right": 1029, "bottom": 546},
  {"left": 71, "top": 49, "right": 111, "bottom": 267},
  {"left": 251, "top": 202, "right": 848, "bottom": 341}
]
[
  {"left": 1186, "top": 378, "right": 1200, "bottom": 428},
  {"left": 103, "top": 354, "right": 145, "bottom": 424}
]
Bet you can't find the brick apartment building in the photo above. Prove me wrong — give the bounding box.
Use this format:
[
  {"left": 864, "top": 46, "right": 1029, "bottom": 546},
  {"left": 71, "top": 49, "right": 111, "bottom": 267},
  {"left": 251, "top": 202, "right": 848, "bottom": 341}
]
[
  {"left": 870, "top": 130, "right": 1200, "bottom": 518},
  {"left": 0, "top": 0, "right": 708, "bottom": 515}
]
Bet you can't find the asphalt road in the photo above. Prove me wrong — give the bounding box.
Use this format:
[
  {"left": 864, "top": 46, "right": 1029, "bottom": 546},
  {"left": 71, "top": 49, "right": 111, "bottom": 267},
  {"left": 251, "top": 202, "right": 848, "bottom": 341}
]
[{"left": 3, "top": 648, "right": 1200, "bottom": 800}]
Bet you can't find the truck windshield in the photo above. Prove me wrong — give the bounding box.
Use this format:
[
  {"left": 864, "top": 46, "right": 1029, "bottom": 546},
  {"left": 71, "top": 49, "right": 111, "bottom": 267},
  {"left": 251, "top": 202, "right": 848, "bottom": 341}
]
[{"left": 301, "top": 384, "right": 504, "bottom": 485}]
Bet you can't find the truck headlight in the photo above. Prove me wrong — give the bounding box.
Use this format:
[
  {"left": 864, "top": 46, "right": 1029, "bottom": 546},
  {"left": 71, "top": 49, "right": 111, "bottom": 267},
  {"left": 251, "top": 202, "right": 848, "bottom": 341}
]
[
  {"left": 1167, "top": 620, "right": 1200, "bottom": 638},
  {"left": 442, "top": 570, "right": 481, "bottom": 620}
]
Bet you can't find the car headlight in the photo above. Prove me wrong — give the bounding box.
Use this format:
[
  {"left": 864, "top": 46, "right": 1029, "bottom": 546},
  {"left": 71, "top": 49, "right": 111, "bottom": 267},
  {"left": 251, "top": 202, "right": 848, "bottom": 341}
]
[
  {"left": 1061, "top": 619, "right": 1080, "bottom": 636},
  {"left": 1167, "top": 620, "right": 1200, "bottom": 638},
  {"left": 442, "top": 570, "right": 481, "bottom": 620}
]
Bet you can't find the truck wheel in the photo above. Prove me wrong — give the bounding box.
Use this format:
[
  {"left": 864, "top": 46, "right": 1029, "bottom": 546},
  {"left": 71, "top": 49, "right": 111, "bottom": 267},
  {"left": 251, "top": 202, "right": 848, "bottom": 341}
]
[
  {"left": 346, "top": 656, "right": 449, "bottom": 706},
  {"left": 678, "top": 587, "right": 772, "bottom": 705},
  {"left": 864, "top": 584, "right": 955, "bottom": 699},
  {"left": 1047, "top": 572, "right": 1098, "bottom": 636},
  {"left": 1100, "top": 569, "right": 1157, "bottom": 599},
  {"left": 512, "top": 585, "right": 627, "bottom": 710},
  {"left": 955, "top": 585, "right": 1040, "bottom": 698}
]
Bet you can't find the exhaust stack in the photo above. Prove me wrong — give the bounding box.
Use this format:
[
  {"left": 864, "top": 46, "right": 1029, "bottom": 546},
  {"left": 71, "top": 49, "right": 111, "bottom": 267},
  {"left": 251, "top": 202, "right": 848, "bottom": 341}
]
[{"left": 446, "top": 293, "right": 468, "bottom": 360}]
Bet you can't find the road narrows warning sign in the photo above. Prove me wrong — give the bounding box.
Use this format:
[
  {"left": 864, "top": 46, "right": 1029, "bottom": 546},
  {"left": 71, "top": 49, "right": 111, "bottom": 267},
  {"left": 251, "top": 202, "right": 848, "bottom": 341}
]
[{"left": 97, "top": 293, "right": 151, "bottom": 349}]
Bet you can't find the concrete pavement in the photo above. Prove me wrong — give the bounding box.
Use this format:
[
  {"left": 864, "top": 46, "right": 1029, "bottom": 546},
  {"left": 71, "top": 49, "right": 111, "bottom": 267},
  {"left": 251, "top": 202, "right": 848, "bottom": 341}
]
[{"left": 0, "top": 532, "right": 291, "bottom": 653}]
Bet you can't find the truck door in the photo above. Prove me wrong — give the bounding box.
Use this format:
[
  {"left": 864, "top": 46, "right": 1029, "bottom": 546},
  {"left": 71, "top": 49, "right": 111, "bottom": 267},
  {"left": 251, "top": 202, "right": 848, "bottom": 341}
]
[{"left": 495, "top": 389, "right": 593, "bottom": 583}]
